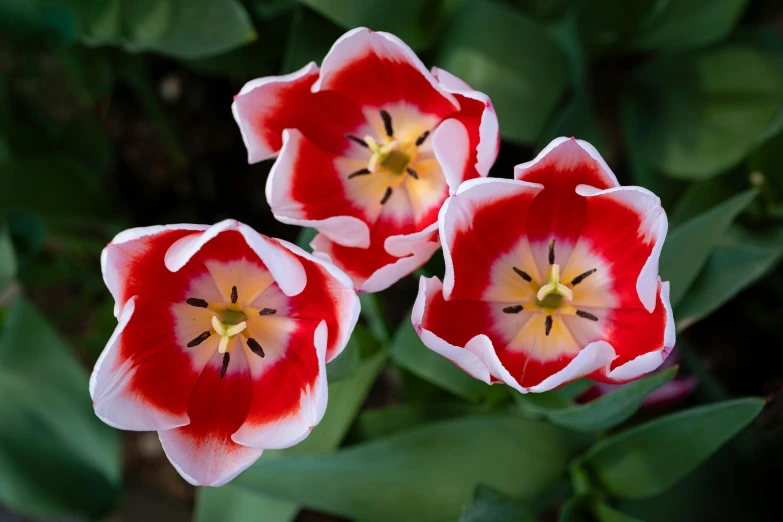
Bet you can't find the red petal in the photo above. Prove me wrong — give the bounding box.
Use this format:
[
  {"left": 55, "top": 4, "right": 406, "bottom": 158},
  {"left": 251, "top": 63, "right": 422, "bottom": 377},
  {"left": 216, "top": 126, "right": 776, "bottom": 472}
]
[
  {"left": 91, "top": 296, "right": 214, "bottom": 431},
  {"left": 432, "top": 67, "right": 499, "bottom": 181},
  {"left": 102, "top": 225, "right": 209, "bottom": 314},
  {"left": 280, "top": 240, "right": 360, "bottom": 362},
  {"left": 267, "top": 129, "right": 372, "bottom": 248},
  {"left": 159, "top": 348, "right": 262, "bottom": 487},
  {"left": 233, "top": 63, "right": 367, "bottom": 162},
  {"left": 312, "top": 215, "right": 439, "bottom": 292},
  {"left": 440, "top": 178, "right": 542, "bottom": 301},
  {"left": 513, "top": 138, "right": 619, "bottom": 258},
  {"left": 314, "top": 28, "right": 459, "bottom": 118}
]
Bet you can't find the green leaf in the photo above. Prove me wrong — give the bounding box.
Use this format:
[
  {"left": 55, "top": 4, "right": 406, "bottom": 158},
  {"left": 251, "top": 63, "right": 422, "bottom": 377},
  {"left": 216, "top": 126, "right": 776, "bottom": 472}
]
[
  {"left": 295, "top": 226, "right": 318, "bottom": 251},
  {"left": 195, "top": 351, "right": 387, "bottom": 522},
  {"left": 359, "top": 292, "right": 390, "bottom": 343},
  {"left": 390, "top": 313, "right": 490, "bottom": 402},
  {"left": 81, "top": 0, "right": 256, "bottom": 59},
  {"left": 0, "top": 0, "right": 82, "bottom": 43},
  {"left": 592, "top": 502, "right": 647, "bottom": 522},
  {"left": 460, "top": 484, "right": 536, "bottom": 522},
  {"left": 236, "top": 415, "right": 586, "bottom": 522},
  {"left": 0, "top": 296, "right": 121, "bottom": 519},
  {"left": 675, "top": 232, "right": 782, "bottom": 330},
  {"left": 299, "top": 0, "right": 446, "bottom": 51},
  {"left": 0, "top": 223, "right": 16, "bottom": 290},
  {"left": 659, "top": 188, "right": 757, "bottom": 307},
  {"left": 519, "top": 367, "right": 678, "bottom": 432},
  {"left": 626, "top": 43, "right": 783, "bottom": 179},
  {"left": 435, "top": 0, "right": 570, "bottom": 143},
  {"left": 325, "top": 327, "right": 361, "bottom": 381},
  {"left": 356, "top": 402, "right": 478, "bottom": 440},
  {"left": 282, "top": 5, "right": 344, "bottom": 73},
  {"left": 576, "top": 398, "right": 764, "bottom": 499},
  {"left": 632, "top": 0, "right": 749, "bottom": 52}
]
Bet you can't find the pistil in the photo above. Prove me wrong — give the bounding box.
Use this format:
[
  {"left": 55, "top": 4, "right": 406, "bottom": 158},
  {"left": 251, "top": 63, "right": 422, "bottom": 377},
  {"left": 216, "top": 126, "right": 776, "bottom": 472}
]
[
  {"left": 211, "top": 316, "right": 247, "bottom": 354},
  {"left": 536, "top": 263, "right": 573, "bottom": 304}
]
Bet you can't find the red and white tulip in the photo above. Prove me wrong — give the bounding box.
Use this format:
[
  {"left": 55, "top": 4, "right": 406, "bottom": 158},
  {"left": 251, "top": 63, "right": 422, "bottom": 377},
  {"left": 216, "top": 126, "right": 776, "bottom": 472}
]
[
  {"left": 90, "top": 220, "right": 359, "bottom": 486},
  {"left": 232, "top": 27, "right": 499, "bottom": 292},
  {"left": 413, "top": 138, "right": 675, "bottom": 392}
]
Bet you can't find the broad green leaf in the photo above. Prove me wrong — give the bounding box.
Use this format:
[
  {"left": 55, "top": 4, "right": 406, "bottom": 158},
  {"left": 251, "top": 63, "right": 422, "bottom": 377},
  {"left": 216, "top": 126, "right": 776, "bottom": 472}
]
[
  {"left": 390, "top": 314, "right": 490, "bottom": 402},
  {"left": 325, "top": 326, "right": 361, "bottom": 381},
  {"left": 82, "top": 0, "right": 256, "bottom": 59},
  {"left": 632, "top": 0, "right": 749, "bottom": 52},
  {"left": 577, "top": 0, "right": 657, "bottom": 53},
  {"left": 659, "top": 188, "right": 757, "bottom": 307},
  {"left": 359, "top": 292, "right": 390, "bottom": 343},
  {"left": 195, "top": 351, "right": 387, "bottom": 522},
  {"left": 356, "top": 402, "right": 478, "bottom": 439},
  {"left": 676, "top": 234, "right": 782, "bottom": 330},
  {"left": 236, "top": 415, "right": 586, "bottom": 522},
  {"left": 519, "top": 367, "right": 678, "bottom": 432},
  {"left": 460, "top": 484, "right": 536, "bottom": 522},
  {"left": 593, "top": 502, "right": 647, "bottom": 522},
  {"left": 512, "top": 379, "right": 594, "bottom": 412},
  {"left": 626, "top": 43, "right": 783, "bottom": 179},
  {"left": 435, "top": 0, "right": 570, "bottom": 143},
  {"left": 0, "top": 224, "right": 16, "bottom": 290},
  {"left": 0, "top": 296, "right": 121, "bottom": 519},
  {"left": 0, "top": 0, "right": 82, "bottom": 43},
  {"left": 299, "top": 0, "right": 445, "bottom": 50},
  {"left": 576, "top": 398, "right": 764, "bottom": 499},
  {"left": 295, "top": 226, "right": 318, "bottom": 251}
]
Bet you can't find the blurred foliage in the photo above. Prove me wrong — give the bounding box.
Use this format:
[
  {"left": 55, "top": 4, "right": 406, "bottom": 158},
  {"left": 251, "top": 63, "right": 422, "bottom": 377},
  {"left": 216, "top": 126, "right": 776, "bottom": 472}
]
[{"left": 0, "top": 0, "right": 782, "bottom": 521}]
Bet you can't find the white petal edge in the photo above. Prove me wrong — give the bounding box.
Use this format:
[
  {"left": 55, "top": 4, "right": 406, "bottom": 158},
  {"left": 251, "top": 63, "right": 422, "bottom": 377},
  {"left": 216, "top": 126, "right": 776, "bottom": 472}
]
[
  {"left": 431, "top": 66, "right": 499, "bottom": 177},
  {"left": 102, "top": 223, "right": 209, "bottom": 317},
  {"left": 275, "top": 238, "right": 361, "bottom": 363},
  {"left": 163, "top": 219, "right": 307, "bottom": 297},
  {"left": 513, "top": 136, "right": 619, "bottom": 188},
  {"left": 439, "top": 178, "right": 543, "bottom": 300},
  {"left": 575, "top": 184, "right": 669, "bottom": 312},
  {"left": 312, "top": 27, "right": 459, "bottom": 112},
  {"left": 432, "top": 118, "right": 472, "bottom": 193},
  {"left": 414, "top": 276, "right": 673, "bottom": 393},
  {"left": 384, "top": 221, "right": 438, "bottom": 258},
  {"left": 232, "top": 320, "right": 329, "bottom": 450},
  {"left": 158, "top": 428, "right": 264, "bottom": 488},
  {"left": 231, "top": 62, "right": 320, "bottom": 164},
  {"left": 266, "top": 128, "right": 371, "bottom": 248},
  {"left": 90, "top": 297, "right": 191, "bottom": 431}
]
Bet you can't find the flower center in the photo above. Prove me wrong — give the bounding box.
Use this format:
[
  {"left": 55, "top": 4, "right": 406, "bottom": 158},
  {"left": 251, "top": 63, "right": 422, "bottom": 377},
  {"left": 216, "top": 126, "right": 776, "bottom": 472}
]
[
  {"left": 536, "top": 263, "right": 573, "bottom": 309},
  {"left": 344, "top": 109, "right": 431, "bottom": 205},
  {"left": 184, "top": 285, "right": 276, "bottom": 378}
]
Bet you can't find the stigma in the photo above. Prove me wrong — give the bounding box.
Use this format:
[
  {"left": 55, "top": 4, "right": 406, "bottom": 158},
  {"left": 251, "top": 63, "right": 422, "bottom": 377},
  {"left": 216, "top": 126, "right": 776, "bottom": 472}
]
[
  {"left": 211, "top": 316, "right": 247, "bottom": 354},
  {"left": 536, "top": 264, "right": 573, "bottom": 304}
]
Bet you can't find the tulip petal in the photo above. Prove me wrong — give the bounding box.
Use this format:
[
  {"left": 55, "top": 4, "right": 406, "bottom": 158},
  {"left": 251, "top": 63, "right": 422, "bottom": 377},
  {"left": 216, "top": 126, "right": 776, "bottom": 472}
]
[
  {"left": 90, "top": 296, "right": 216, "bottom": 431},
  {"left": 232, "top": 62, "right": 368, "bottom": 162},
  {"left": 266, "top": 129, "right": 372, "bottom": 248},
  {"left": 314, "top": 28, "right": 459, "bottom": 119},
  {"left": 102, "top": 224, "right": 210, "bottom": 316},
  {"left": 439, "top": 178, "right": 543, "bottom": 301},
  {"left": 431, "top": 67, "right": 499, "bottom": 180},
  {"left": 513, "top": 138, "right": 619, "bottom": 274},
  {"left": 164, "top": 220, "right": 307, "bottom": 297},
  {"left": 159, "top": 347, "right": 262, "bottom": 487},
  {"left": 573, "top": 185, "right": 668, "bottom": 312},
  {"left": 232, "top": 320, "right": 328, "bottom": 450},
  {"left": 276, "top": 239, "right": 361, "bottom": 362}
]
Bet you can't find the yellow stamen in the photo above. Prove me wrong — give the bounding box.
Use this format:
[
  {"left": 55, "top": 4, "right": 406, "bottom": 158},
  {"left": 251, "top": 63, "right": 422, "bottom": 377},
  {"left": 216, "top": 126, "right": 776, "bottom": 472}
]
[{"left": 211, "top": 316, "right": 247, "bottom": 353}]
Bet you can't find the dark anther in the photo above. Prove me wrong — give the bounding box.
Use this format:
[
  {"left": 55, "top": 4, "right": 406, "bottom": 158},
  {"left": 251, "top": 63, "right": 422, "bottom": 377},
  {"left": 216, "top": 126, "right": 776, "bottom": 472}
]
[
  {"left": 570, "top": 269, "right": 597, "bottom": 286},
  {"left": 513, "top": 267, "right": 532, "bottom": 282},
  {"left": 415, "top": 130, "right": 430, "bottom": 146},
  {"left": 545, "top": 315, "right": 553, "bottom": 336},
  {"left": 187, "top": 331, "right": 211, "bottom": 348},
  {"left": 407, "top": 168, "right": 419, "bottom": 180},
  {"left": 346, "top": 134, "right": 368, "bottom": 148},
  {"left": 231, "top": 286, "right": 238, "bottom": 304},
  {"left": 503, "top": 305, "right": 524, "bottom": 314},
  {"left": 381, "top": 187, "right": 393, "bottom": 205},
  {"left": 186, "top": 298, "right": 208, "bottom": 308},
  {"left": 220, "top": 352, "right": 230, "bottom": 378},
  {"left": 380, "top": 110, "right": 394, "bottom": 137},
  {"left": 259, "top": 308, "right": 277, "bottom": 316},
  {"left": 548, "top": 240, "right": 555, "bottom": 265},
  {"left": 247, "top": 338, "right": 265, "bottom": 358},
  {"left": 348, "top": 168, "right": 372, "bottom": 179},
  {"left": 576, "top": 310, "right": 598, "bottom": 321}
]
